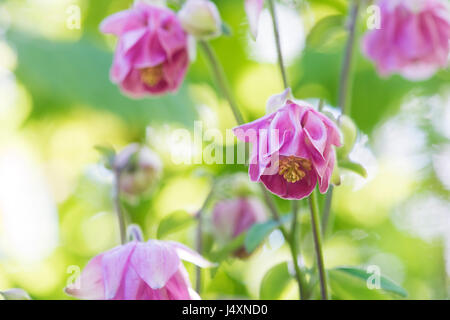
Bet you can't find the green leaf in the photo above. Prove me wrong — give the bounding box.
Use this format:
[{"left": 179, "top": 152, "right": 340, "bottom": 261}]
[
  {"left": 306, "top": 15, "right": 345, "bottom": 49},
  {"left": 157, "top": 210, "right": 195, "bottom": 239},
  {"left": 330, "top": 266, "right": 408, "bottom": 299},
  {"left": 209, "top": 233, "right": 246, "bottom": 262},
  {"left": 260, "top": 262, "right": 293, "bottom": 299},
  {"left": 244, "top": 214, "right": 291, "bottom": 253},
  {"left": 339, "top": 160, "right": 368, "bottom": 178},
  {"left": 94, "top": 145, "right": 116, "bottom": 168},
  {"left": 207, "top": 267, "right": 250, "bottom": 298}
]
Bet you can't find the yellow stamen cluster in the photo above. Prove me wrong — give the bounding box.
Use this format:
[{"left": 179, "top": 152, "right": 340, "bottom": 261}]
[
  {"left": 140, "top": 65, "right": 163, "bottom": 86},
  {"left": 278, "top": 156, "right": 312, "bottom": 183}
]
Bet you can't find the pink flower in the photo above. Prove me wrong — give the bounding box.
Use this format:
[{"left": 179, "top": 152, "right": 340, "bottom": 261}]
[
  {"left": 100, "top": 2, "right": 189, "bottom": 97},
  {"left": 212, "top": 197, "right": 266, "bottom": 257},
  {"left": 65, "top": 240, "right": 212, "bottom": 300},
  {"left": 363, "top": 0, "right": 450, "bottom": 81},
  {"left": 233, "top": 90, "right": 341, "bottom": 200}
]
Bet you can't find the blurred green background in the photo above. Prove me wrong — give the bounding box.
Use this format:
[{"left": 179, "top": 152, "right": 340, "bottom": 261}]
[{"left": 0, "top": 0, "right": 449, "bottom": 300}]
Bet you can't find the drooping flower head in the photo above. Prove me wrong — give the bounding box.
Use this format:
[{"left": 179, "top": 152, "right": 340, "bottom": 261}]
[
  {"left": 100, "top": 2, "right": 189, "bottom": 97},
  {"left": 212, "top": 197, "right": 267, "bottom": 258},
  {"left": 65, "top": 240, "right": 212, "bottom": 300},
  {"left": 363, "top": 0, "right": 450, "bottom": 81},
  {"left": 233, "top": 89, "right": 341, "bottom": 200},
  {"left": 113, "top": 143, "right": 162, "bottom": 197}
]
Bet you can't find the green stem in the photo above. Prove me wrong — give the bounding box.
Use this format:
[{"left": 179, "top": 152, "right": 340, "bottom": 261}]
[
  {"left": 113, "top": 170, "right": 127, "bottom": 245},
  {"left": 338, "top": 0, "right": 360, "bottom": 115},
  {"left": 267, "top": 0, "right": 288, "bottom": 89},
  {"left": 289, "top": 200, "right": 307, "bottom": 299},
  {"left": 323, "top": 0, "right": 361, "bottom": 234},
  {"left": 199, "top": 41, "right": 245, "bottom": 125},
  {"left": 308, "top": 191, "right": 328, "bottom": 300},
  {"left": 195, "top": 186, "right": 215, "bottom": 294}
]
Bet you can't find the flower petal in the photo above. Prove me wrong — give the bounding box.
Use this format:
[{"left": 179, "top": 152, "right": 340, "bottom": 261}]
[
  {"left": 65, "top": 254, "right": 105, "bottom": 300},
  {"left": 245, "top": 0, "right": 264, "bottom": 39},
  {"left": 130, "top": 240, "right": 180, "bottom": 289},
  {"left": 102, "top": 242, "right": 137, "bottom": 299},
  {"left": 167, "top": 241, "right": 216, "bottom": 267}
]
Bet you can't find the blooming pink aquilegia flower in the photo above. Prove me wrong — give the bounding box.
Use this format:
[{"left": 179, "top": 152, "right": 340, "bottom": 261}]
[
  {"left": 65, "top": 240, "right": 213, "bottom": 300},
  {"left": 363, "top": 0, "right": 450, "bottom": 81},
  {"left": 212, "top": 197, "right": 267, "bottom": 258},
  {"left": 233, "top": 90, "right": 341, "bottom": 200},
  {"left": 100, "top": 2, "right": 189, "bottom": 97}
]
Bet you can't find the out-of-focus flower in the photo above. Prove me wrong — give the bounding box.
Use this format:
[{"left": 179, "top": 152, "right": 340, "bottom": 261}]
[
  {"left": 65, "top": 240, "right": 213, "bottom": 300},
  {"left": 233, "top": 89, "right": 341, "bottom": 199},
  {"left": 245, "top": 0, "right": 264, "bottom": 39},
  {"left": 212, "top": 197, "right": 267, "bottom": 258},
  {"left": 114, "top": 143, "right": 162, "bottom": 197},
  {"left": 100, "top": 2, "right": 189, "bottom": 97},
  {"left": 0, "top": 288, "right": 31, "bottom": 300},
  {"left": 178, "top": 0, "right": 222, "bottom": 39},
  {"left": 362, "top": 0, "right": 450, "bottom": 81}
]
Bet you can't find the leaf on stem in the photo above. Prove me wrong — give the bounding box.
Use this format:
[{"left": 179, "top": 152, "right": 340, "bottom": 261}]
[{"left": 157, "top": 210, "right": 195, "bottom": 239}]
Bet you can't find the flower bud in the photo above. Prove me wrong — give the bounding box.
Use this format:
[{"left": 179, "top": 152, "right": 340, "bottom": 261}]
[
  {"left": 114, "top": 144, "right": 162, "bottom": 197},
  {"left": 0, "top": 288, "right": 31, "bottom": 300},
  {"left": 211, "top": 197, "right": 267, "bottom": 258},
  {"left": 178, "top": 0, "right": 222, "bottom": 39},
  {"left": 215, "top": 172, "right": 259, "bottom": 199},
  {"left": 337, "top": 115, "right": 357, "bottom": 159}
]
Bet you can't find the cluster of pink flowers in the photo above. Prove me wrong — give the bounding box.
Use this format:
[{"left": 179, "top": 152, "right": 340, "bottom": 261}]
[{"left": 59, "top": 0, "right": 450, "bottom": 302}]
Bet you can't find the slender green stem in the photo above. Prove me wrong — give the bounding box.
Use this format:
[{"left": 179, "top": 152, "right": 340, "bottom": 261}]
[
  {"left": 338, "top": 0, "right": 361, "bottom": 115},
  {"left": 113, "top": 170, "right": 127, "bottom": 245},
  {"left": 199, "top": 41, "right": 245, "bottom": 125},
  {"left": 267, "top": 0, "right": 288, "bottom": 89},
  {"left": 289, "top": 200, "right": 306, "bottom": 299},
  {"left": 323, "top": 0, "right": 361, "bottom": 234},
  {"left": 308, "top": 191, "right": 328, "bottom": 299},
  {"left": 195, "top": 186, "right": 215, "bottom": 294}
]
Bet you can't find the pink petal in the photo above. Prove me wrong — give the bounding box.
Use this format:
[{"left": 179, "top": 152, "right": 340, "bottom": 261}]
[
  {"left": 167, "top": 241, "right": 215, "bottom": 268},
  {"left": 130, "top": 241, "right": 180, "bottom": 289},
  {"left": 65, "top": 254, "right": 105, "bottom": 300},
  {"left": 245, "top": 0, "right": 264, "bottom": 39},
  {"left": 100, "top": 9, "right": 145, "bottom": 36},
  {"left": 318, "top": 151, "right": 335, "bottom": 194},
  {"left": 102, "top": 242, "right": 137, "bottom": 299},
  {"left": 165, "top": 266, "right": 193, "bottom": 300}
]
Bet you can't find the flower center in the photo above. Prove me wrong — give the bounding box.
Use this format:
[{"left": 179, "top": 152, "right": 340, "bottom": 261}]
[
  {"left": 140, "top": 65, "right": 163, "bottom": 86},
  {"left": 278, "top": 156, "right": 312, "bottom": 183}
]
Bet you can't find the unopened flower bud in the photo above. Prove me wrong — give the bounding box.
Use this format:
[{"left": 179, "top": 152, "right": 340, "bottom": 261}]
[
  {"left": 178, "top": 0, "right": 222, "bottom": 39},
  {"left": 212, "top": 197, "right": 267, "bottom": 258},
  {"left": 114, "top": 144, "right": 162, "bottom": 197},
  {"left": 0, "top": 288, "right": 31, "bottom": 300},
  {"left": 337, "top": 115, "right": 357, "bottom": 159}
]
